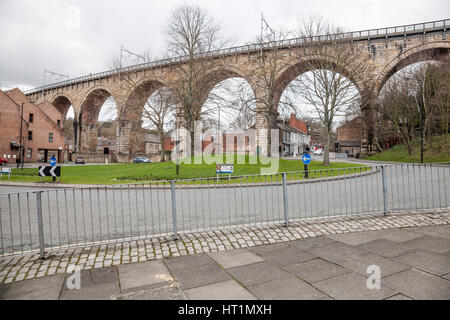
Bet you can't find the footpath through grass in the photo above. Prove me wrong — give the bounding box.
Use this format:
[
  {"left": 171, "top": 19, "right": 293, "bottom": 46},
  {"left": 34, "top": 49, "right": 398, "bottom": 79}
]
[
  {"left": 366, "top": 134, "right": 449, "bottom": 163},
  {"left": 4, "top": 155, "right": 367, "bottom": 185}
]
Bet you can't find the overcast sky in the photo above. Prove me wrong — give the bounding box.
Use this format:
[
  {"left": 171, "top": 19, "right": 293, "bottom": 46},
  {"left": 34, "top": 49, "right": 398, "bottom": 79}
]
[{"left": 1, "top": 0, "right": 449, "bottom": 91}]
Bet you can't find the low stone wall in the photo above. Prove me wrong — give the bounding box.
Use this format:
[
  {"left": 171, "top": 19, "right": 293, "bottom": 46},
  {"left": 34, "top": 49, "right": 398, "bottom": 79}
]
[{"left": 73, "top": 152, "right": 117, "bottom": 163}]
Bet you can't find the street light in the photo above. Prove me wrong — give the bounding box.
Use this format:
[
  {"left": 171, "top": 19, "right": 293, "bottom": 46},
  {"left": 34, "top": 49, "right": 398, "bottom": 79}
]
[{"left": 416, "top": 97, "right": 424, "bottom": 164}]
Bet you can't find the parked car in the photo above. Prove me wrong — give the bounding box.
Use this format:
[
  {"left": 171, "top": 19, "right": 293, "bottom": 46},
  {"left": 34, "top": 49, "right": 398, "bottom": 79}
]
[
  {"left": 133, "top": 157, "right": 151, "bottom": 164},
  {"left": 75, "top": 157, "right": 86, "bottom": 164},
  {"left": 0, "top": 157, "right": 8, "bottom": 166},
  {"left": 313, "top": 149, "right": 323, "bottom": 156}
]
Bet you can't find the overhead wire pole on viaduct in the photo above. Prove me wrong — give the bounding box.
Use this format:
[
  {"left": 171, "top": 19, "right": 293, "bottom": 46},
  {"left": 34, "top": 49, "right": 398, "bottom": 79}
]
[{"left": 41, "top": 69, "right": 69, "bottom": 99}]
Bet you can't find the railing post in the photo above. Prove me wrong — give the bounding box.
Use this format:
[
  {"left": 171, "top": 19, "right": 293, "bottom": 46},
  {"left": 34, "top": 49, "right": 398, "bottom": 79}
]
[
  {"left": 381, "top": 166, "right": 389, "bottom": 215},
  {"left": 171, "top": 181, "right": 178, "bottom": 240},
  {"left": 36, "top": 191, "right": 46, "bottom": 259},
  {"left": 282, "top": 173, "right": 289, "bottom": 226}
]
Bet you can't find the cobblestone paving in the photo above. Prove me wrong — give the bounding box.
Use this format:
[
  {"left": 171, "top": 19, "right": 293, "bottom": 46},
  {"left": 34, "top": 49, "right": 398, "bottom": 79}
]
[{"left": 0, "top": 210, "right": 448, "bottom": 285}]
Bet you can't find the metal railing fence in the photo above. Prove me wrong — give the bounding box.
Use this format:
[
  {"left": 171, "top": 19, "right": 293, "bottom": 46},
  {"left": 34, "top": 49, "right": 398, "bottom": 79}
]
[
  {"left": 24, "top": 19, "right": 449, "bottom": 95},
  {"left": 0, "top": 164, "right": 448, "bottom": 258}
]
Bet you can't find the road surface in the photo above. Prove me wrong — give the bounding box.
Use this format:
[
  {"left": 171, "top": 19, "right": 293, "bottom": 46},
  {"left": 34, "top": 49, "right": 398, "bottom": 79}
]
[{"left": 0, "top": 164, "right": 448, "bottom": 256}]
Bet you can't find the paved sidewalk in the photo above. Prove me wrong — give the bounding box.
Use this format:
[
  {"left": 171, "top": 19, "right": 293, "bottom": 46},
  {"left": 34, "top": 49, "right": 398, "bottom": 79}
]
[
  {"left": 1, "top": 210, "right": 448, "bottom": 285},
  {"left": 0, "top": 215, "right": 449, "bottom": 300}
]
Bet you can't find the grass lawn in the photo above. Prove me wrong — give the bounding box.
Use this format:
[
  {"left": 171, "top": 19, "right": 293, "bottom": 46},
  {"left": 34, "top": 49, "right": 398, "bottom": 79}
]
[
  {"left": 3, "top": 155, "right": 368, "bottom": 185},
  {"left": 366, "top": 134, "right": 449, "bottom": 163}
]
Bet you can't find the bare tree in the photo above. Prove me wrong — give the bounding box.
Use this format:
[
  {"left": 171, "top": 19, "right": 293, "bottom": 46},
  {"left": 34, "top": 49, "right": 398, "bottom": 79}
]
[
  {"left": 379, "top": 74, "right": 417, "bottom": 154},
  {"left": 409, "top": 60, "right": 449, "bottom": 148},
  {"left": 228, "top": 106, "right": 256, "bottom": 130},
  {"left": 426, "top": 57, "right": 450, "bottom": 149},
  {"left": 234, "top": 27, "right": 296, "bottom": 156},
  {"left": 376, "top": 57, "right": 449, "bottom": 157},
  {"left": 142, "top": 88, "right": 176, "bottom": 161},
  {"left": 287, "top": 17, "right": 374, "bottom": 165},
  {"left": 165, "top": 4, "right": 230, "bottom": 156}
]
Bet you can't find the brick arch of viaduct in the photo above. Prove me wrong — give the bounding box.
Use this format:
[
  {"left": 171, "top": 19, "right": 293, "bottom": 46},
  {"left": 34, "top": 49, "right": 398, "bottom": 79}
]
[
  {"left": 374, "top": 40, "right": 450, "bottom": 96},
  {"left": 40, "top": 38, "right": 449, "bottom": 162}
]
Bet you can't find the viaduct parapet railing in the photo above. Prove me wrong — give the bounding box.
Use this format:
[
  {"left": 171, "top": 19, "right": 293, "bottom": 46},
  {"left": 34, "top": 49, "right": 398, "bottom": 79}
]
[{"left": 24, "top": 19, "right": 449, "bottom": 95}]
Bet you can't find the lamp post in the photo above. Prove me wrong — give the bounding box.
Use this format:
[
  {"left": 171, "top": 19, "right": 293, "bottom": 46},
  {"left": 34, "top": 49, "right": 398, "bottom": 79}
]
[{"left": 417, "top": 98, "right": 424, "bottom": 164}]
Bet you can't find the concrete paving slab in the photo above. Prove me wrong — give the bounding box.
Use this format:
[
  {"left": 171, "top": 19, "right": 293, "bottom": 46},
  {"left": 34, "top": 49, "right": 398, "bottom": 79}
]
[
  {"left": 402, "top": 235, "right": 450, "bottom": 254},
  {"left": 257, "top": 246, "right": 316, "bottom": 267},
  {"left": 247, "top": 276, "right": 327, "bottom": 300},
  {"left": 393, "top": 250, "right": 450, "bottom": 276},
  {"left": 383, "top": 269, "right": 450, "bottom": 300},
  {"left": 184, "top": 280, "right": 256, "bottom": 300},
  {"left": 337, "top": 253, "right": 410, "bottom": 278},
  {"left": 248, "top": 243, "right": 290, "bottom": 255},
  {"left": 207, "top": 249, "right": 265, "bottom": 269},
  {"left": 1, "top": 287, "right": 61, "bottom": 300},
  {"left": 413, "top": 225, "right": 450, "bottom": 239},
  {"left": 0, "top": 274, "right": 65, "bottom": 299},
  {"left": 113, "top": 285, "right": 186, "bottom": 300},
  {"left": 378, "top": 229, "right": 423, "bottom": 242},
  {"left": 227, "top": 262, "right": 291, "bottom": 287},
  {"left": 283, "top": 258, "right": 351, "bottom": 283},
  {"left": 313, "top": 272, "right": 397, "bottom": 300},
  {"left": 289, "top": 237, "right": 336, "bottom": 251},
  {"left": 118, "top": 260, "right": 173, "bottom": 292},
  {"left": 326, "top": 230, "right": 389, "bottom": 246},
  {"left": 358, "top": 239, "right": 414, "bottom": 258},
  {"left": 60, "top": 267, "right": 120, "bottom": 300},
  {"left": 308, "top": 242, "right": 367, "bottom": 263},
  {"left": 165, "top": 254, "right": 230, "bottom": 290}
]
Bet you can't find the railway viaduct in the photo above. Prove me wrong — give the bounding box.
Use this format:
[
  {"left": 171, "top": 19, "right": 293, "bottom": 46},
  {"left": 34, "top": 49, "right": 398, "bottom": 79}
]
[{"left": 25, "top": 19, "right": 450, "bottom": 162}]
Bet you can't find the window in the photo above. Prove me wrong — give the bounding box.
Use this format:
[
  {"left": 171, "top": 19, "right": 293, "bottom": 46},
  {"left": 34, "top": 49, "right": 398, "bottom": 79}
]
[
  {"left": 57, "top": 120, "right": 61, "bottom": 128},
  {"left": 28, "top": 131, "right": 33, "bottom": 140},
  {"left": 29, "top": 113, "right": 34, "bottom": 123},
  {"left": 49, "top": 133, "right": 53, "bottom": 142},
  {"left": 27, "top": 148, "right": 32, "bottom": 159}
]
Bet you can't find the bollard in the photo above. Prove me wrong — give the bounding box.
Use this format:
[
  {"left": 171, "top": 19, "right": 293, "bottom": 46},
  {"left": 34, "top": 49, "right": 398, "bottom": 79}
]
[
  {"left": 171, "top": 181, "right": 179, "bottom": 240},
  {"left": 381, "top": 166, "right": 389, "bottom": 215},
  {"left": 282, "top": 173, "right": 289, "bottom": 226},
  {"left": 36, "top": 191, "right": 46, "bottom": 259}
]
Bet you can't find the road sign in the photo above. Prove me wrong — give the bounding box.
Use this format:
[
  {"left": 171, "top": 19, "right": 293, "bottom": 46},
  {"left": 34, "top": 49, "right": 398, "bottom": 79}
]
[
  {"left": 216, "top": 164, "right": 234, "bottom": 174},
  {"left": 39, "top": 166, "right": 60, "bottom": 177},
  {"left": 302, "top": 154, "right": 312, "bottom": 165},
  {"left": 1, "top": 167, "right": 11, "bottom": 179},
  {"left": 49, "top": 157, "right": 57, "bottom": 166}
]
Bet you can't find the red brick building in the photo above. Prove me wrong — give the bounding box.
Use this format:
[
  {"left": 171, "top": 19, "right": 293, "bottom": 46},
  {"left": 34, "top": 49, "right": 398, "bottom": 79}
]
[
  {"left": 288, "top": 113, "right": 308, "bottom": 134},
  {"left": 0, "top": 88, "right": 65, "bottom": 163},
  {"left": 336, "top": 117, "right": 362, "bottom": 156}
]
